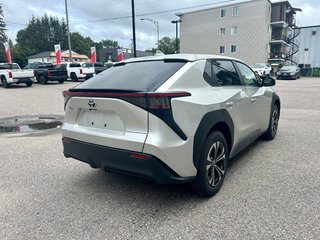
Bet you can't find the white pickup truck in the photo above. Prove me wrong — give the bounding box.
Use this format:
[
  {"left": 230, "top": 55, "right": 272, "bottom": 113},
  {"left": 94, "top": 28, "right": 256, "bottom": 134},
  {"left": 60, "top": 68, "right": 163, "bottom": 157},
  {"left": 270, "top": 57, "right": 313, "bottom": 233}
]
[
  {"left": 0, "top": 63, "right": 35, "bottom": 88},
  {"left": 81, "top": 62, "right": 95, "bottom": 80},
  {"left": 59, "top": 62, "right": 86, "bottom": 81}
]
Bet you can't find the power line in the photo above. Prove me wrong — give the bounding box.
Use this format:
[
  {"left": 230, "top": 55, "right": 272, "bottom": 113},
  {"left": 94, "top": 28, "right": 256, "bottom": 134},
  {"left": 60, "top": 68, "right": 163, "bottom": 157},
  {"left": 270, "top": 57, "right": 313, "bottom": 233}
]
[
  {"left": 70, "top": 0, "right": 234, "bottom": 25},
  {"left": 6, "top": 0, "right": 234, "bottom": 29}
]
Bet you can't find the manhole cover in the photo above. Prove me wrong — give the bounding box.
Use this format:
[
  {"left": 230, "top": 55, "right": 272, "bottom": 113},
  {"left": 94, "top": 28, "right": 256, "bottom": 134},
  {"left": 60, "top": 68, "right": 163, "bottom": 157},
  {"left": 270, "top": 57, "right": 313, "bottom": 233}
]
[{"left": 0, "top": 115, "right": 64, "bottom": 133}]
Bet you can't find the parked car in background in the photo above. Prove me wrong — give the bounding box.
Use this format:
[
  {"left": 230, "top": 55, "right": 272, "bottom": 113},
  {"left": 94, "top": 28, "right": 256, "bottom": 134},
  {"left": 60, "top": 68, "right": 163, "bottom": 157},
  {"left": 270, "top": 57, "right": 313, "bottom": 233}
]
[
  {"left": 276, "top": 65, "right": 301, "bottom": 80},
  {"left": 24, "top": 62, "right": 68, "bottom": 84},
  {"left": 81, "top": 62, "right": 95, "bottom": 80},
  {"left": 81, "top": 62, "right": 108, "bottom": 79},
  {"left": 0, "top": 63, "right": 34, "bottom": 88},
  {"left": 94, "top": 62, "right": 108, "bottom": 74},
  {"left": 62, "top": 54, "right": 280, "bottom": 197},
  {"left": 104, "top": 62, "right": 114, "bottom": 70},
  {"left": 251, "top": 63, "right": 272, "bottom": 77},
  {"left": 60, "top": 62, "right": 85, "bottom": 81}
]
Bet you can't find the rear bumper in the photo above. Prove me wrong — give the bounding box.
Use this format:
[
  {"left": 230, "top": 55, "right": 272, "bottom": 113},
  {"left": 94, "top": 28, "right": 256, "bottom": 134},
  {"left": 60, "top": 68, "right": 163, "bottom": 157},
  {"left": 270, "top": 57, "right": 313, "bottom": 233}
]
[
  {"left": 47, "top": 75, "right": 67, "bottom": 81},
  {"left": 12, "top": 77, "right": 34, "bottom": 83},
  {"left": 62, "top": 137, "right": 194, "bottom": 184}
]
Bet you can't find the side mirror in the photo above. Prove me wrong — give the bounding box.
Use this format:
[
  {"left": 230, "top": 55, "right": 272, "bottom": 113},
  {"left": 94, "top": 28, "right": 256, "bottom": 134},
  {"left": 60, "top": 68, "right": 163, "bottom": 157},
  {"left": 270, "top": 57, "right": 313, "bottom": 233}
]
[{"left": 261, "top": 76, "right": 276, "bottom": 86}]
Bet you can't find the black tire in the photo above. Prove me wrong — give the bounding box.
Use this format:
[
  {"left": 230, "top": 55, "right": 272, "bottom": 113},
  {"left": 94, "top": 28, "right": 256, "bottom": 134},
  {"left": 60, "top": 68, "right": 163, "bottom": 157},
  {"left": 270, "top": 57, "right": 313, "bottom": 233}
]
[
  {"left": 71, "top": 73, "right": 78, "bottom": 82},
  {"left": 39, "top": 75, "right": 47, "bottom": 85},
  {"left": 26, "top": 81, "right": 33, "bottom": 87},
  {"left": 58, "top": 79, "right": 65, "bottom": 84},
  {"left": 192, "top": 131, "right": 228, "bottom": 197},
  {"left": 263, "top": 104, "right": 279, "bottom": 140},
  {"left": 1, "top": 77, "right": 10, "bottom": 88}
]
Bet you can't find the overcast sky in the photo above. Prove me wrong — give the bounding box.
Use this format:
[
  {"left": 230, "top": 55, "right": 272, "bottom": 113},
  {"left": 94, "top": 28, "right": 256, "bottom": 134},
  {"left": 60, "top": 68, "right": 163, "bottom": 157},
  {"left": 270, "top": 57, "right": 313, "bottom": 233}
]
[{"left": 2, "top": 0, "right": 320, "bottom": 51}]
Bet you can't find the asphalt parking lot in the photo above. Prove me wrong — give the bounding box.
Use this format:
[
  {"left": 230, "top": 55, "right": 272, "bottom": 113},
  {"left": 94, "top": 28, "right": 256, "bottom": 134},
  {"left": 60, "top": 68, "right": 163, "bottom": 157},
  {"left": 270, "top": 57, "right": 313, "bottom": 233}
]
[{"left": 1, "top": 78, "right": 320, "bottom": 240}]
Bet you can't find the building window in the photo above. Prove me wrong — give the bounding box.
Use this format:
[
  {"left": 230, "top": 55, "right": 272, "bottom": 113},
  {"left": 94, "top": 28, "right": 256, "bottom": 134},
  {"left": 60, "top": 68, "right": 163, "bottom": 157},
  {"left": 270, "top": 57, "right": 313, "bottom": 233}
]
[
  {"left": 221, "top": 9, "right": 226, "bottom": 18},
  {"left": 231, "top": 26, "right": 238, "bottom": 35},
  {"left": 232, "top": 7, "right": 239, "bottom": 16},
  {"left": 220, "top": 28, "right": 226, "bottom": 36},
  {"left": 312, "top": 31, "right": 316, "bottom": 35},
  {"left": 220, "top": 46, "right": 225, "bottom": 54},
  {"left": 231, "top": 45, "right": 237, "bottom": 53}
]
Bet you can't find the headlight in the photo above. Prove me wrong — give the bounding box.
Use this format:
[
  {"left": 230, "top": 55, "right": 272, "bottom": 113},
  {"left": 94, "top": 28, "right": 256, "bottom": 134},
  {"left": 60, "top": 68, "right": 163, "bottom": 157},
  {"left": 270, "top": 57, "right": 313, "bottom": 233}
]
[{"left": 290, "top": 72, "right": 295, "bottom": 75}]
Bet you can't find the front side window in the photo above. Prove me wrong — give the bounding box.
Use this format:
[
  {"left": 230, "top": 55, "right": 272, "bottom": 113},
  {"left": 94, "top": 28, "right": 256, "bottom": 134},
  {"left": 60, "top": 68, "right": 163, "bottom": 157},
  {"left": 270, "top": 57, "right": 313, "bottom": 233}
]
[
  {"left": 236, "top": 62, "right": 260, "bottom": 86},
  {"left": 231, "top": 45, "right": 237, "bottom": 53},
  {"left": 232, "top": 7, "right": 239, "bottom": 16},
  {"left": 231, "top": 26, "right": 238, "bottom": 35},
  {"left": 221, "top": 9, "right": 226, "bottom": 18}
]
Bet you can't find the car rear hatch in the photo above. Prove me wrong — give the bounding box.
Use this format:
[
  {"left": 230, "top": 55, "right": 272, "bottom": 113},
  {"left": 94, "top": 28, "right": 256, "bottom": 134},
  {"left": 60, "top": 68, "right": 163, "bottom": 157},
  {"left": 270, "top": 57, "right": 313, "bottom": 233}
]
[{"left": 62, "top": 60, "right": 188, "bottom": 152}]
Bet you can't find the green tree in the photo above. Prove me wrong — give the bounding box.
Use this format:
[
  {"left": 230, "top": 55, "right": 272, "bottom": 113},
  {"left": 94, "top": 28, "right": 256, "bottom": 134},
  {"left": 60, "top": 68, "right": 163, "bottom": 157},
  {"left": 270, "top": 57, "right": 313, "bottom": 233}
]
[
  {"left": 70, "top": 32, "right": 94, "bottom": 57},
  {"left": 154, "top": 37, "right": 180, "bottom": 54},
  {"left": 15, "top": 15, "right": 68, "bottom": 63},
  {"left": 0, "top": 4, "right": 8, "bottom": 62}
]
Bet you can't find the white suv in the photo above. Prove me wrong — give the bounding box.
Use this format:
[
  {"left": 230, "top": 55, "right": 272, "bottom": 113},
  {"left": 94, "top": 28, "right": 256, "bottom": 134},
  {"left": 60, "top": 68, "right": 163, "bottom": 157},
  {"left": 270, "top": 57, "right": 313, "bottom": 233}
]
[{"left": 62, "top": 54, "right": 280, "bottom": 196}]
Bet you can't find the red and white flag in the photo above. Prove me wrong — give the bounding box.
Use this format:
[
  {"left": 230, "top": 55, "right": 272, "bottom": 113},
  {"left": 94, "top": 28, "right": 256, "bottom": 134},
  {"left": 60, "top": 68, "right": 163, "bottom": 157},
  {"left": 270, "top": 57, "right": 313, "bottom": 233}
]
[
  {"left": 91, "top": 46, "right": 96, "bottom": 63},
  {"left": 117, "top": 49, "right": 123, "bottom": 62},
  {"left": 54, "top": 44, "right": 61, "bottom": 64},
  {"left": 3, "top": 42, "right": 12, "bottom": 63}
]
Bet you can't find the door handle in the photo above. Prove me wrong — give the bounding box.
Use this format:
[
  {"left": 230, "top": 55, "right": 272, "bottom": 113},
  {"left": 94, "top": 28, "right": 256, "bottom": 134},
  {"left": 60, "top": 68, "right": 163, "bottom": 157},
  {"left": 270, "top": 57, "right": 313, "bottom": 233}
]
[
  {"left": 226, "top": 101, "right": 234, "bottom": 108},
  {"left": 250, "top": 97, "right": 256, "bottom": 103}
]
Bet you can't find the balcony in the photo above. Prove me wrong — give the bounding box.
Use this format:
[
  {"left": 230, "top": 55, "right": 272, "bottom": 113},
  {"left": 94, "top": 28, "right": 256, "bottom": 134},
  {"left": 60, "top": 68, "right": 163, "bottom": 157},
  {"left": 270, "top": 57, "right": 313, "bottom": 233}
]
[{"left": 270, "top": 21, "right": 288, "bottom": 28}]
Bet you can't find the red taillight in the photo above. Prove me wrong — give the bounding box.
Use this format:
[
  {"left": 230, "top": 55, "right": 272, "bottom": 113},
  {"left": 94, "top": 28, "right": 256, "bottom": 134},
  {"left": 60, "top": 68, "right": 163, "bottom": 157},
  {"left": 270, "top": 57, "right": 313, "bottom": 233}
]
[
  {"left": 129, "top": 153, "right": 150, "bottom": 160},
  {"left": 47, "top": 69, "right": 51, "bottom": 77},
  {"left": 9, "top": 71, "right": 12, "bottom": 78},
  {"left": 80, "top": 68, "right": 83, "bottom": 74},
  {"left": 62, "top": 90, "right": 190, "bottom": 139},
  {"left": 146, "top": 92, "right": 191, "bottom": 109}
]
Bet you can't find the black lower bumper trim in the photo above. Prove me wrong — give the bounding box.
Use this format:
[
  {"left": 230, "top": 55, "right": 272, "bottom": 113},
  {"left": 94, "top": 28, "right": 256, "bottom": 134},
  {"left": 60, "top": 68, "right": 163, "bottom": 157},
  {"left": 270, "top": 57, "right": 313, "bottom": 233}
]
[{"left": 62, "top": 137, "right": 194, "bottom": 184}]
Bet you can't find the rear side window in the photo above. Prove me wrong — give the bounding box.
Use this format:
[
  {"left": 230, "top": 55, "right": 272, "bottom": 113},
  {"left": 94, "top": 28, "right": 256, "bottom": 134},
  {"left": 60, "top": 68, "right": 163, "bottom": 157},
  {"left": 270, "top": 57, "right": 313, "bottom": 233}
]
[
  {"left": 203, "top": 59, "right": 241, "bottom": 86},
  {"left": 75, "top": 60, "right": 186, "bottom": 92},
  {"left": 212, "top": 60, "right": 241, "bottom": 86}
]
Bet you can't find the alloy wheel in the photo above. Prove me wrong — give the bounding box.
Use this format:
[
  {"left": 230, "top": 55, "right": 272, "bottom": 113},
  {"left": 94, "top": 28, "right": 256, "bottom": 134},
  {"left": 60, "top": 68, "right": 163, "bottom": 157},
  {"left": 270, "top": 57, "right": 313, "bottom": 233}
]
[
  {"left": 271, "top": 108, "right": 279, "bottom": 136},
  {"left": 206, "top": 141, "right": 226, "bottom": 187}
]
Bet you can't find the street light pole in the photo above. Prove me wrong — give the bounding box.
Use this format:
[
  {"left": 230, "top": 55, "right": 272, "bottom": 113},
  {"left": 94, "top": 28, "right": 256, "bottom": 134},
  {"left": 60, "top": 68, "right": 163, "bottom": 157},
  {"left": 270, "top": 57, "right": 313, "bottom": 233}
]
[
  {"left": 171, "top": 19, "right": 182, "bottom": 53},
  {"left": 64, "top": 0, "right": 72, "bottom": 62},
  {"left": 141, "top": 18, "right": 160, "bottom": 49}
]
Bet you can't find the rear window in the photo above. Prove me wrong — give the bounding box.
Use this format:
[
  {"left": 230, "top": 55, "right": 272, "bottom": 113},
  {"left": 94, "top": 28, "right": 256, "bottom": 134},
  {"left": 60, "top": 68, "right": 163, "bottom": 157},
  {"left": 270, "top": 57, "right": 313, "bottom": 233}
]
[
  {"left": 74, "top": 60, "right": 186, "bottom": 92},
  {"left": 82, "top": 63, "right": 93, "bottom": 67},
  {"left": 70, "top": 63, "right": 81, "bottom": 68},
  {"left": 0, "top": 64, "right": 20, "bottom": 70},
  {"left": 94, "top": 62, "right": 104, "bottom": 67}
]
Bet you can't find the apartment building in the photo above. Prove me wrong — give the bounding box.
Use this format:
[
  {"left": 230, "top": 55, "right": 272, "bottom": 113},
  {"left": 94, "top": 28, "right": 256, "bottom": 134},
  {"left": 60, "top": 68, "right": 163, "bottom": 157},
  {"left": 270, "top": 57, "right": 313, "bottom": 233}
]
[
  {"left": 177, "top": 0, "right": 301, "bottom": 66},
  {"left": 296, "top": 25, "right": 320, "bottom": 67}
]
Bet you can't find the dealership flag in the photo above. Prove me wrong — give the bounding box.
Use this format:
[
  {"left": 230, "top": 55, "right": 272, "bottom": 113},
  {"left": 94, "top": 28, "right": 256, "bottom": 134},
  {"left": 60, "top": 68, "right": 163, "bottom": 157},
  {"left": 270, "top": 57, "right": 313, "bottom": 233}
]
[
  {"left": 91, "top": 46, "right": 96, "bottom": 63},
  {"left": 3, "top": 42, "right": 12, "bottom": 63},
  {"left": 54, "top": 44, "right": 61, "bottom": 64},
  {"left": 117, "top": 49, "right": 123, "bottom": 62}
]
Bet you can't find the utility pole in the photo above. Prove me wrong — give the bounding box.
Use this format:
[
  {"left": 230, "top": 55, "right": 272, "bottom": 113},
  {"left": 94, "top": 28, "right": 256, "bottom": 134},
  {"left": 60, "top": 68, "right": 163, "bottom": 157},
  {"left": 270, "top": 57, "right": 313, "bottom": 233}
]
[
  {"left": 131, "top": 0, "right": 137, "bottom": 57},
  {"left": 171, "top": 19, "right": 182, "bottom": 53},
  {"left": 65, "top": 0, "right": 72, "bottom": 62}
]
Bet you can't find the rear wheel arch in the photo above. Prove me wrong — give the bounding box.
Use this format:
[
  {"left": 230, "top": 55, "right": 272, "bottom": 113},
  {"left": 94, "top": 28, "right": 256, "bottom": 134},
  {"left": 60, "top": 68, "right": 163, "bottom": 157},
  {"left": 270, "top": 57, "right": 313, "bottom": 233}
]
[
  {"left": 193, "top": 110, "right": 234, "bottom": 169},
  {"left": 209, "top": 122, "right": 232, "bottom": 155}
]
